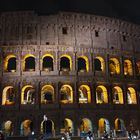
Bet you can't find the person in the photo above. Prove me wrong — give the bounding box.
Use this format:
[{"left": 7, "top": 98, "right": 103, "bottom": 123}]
[
  {"left": 87, "top": 131, "right": 93, "bottom": 140},
  {"left": 0, "top": 131, "right": 4, "bottom": 140},
  {"left": 103, "top": 130, "right": 109, "bottom": 140},
  {"left": 128, "top": 131, "right": 132, "bottom": 140}
]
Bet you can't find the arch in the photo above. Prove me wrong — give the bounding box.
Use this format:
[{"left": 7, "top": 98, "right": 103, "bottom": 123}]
[
  {"left": 78, "top": 56, "right": 89, "bottom": 72},
  {"left": 115, "top": 118, "right": 126, "bottom": 131},
  {"left": 2, "top": 120, "right": 13, "bottom": 136},
  {"left": 41, "top": 85, "right": 54, "bottom": 104},
  {"left": 23, "top": 54, "right": 35, "bottom": 71},
  {"left": 80, "top": 118, "right": 92, "bottom": 133},
  {"left": 21, "top": 85, "right": 35, "bottom": 104},
  {"left": 2, "top": 86, "right": 15, "bottom": 105},
  {"left": 94, "top": 56, "right": 105, "bottom": 72},
  {"left": 124, "top": 59, "right": 133, "bottom": 76},
  {"left": 129, "top": 119, "right": 138, "bottom": 131},
  {"left": 98, "top": 118, "right": 110, "bottom": 134},
  {"left": 109, "top": 58, "right": 120, "bottom": 75},
  {"left": 42, "top": 54, "right": 54, "bottom": 71},
  {"left": 127, "top": 87, "right": 137, "bottom": 104},
  {"left": 61, "top": 118, "right": 74, "bottom": 135},
  {"left": 78, "top": 85, "right": 91, "bottom": 103},
  {"left": 113, "top": 86, "right": 124, "bottom": 104},
  {"left": 41, "top": 119, "right": 55, "bottom": 134},
  {"left": 60, "top": 54, "right": 72, "bottom": 71},
  {"left": 136, "top": 61, "right": 140, "bottom": 75},
  {"left": 96, "top": 85, "right": 108, "bottom": 104},
  {"left": 20, "top": 120, "right": 33, "bottom": 136},
  {"left": 4, "top": 55, "right": 16, "bottom": 72},
  {"left": 60, "top": 84, "right": 73, "bottom": 103}
]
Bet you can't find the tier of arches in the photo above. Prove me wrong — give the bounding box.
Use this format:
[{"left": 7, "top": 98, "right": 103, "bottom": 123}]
[
  {"left": 1, "top": 84, "right": 137, "bottom": 105},
  {"left": 3, "top": 54, "right": 140, "bottom": 76},
  {"left": 0, "top": 117, "right": 136, "bottom": 137}
]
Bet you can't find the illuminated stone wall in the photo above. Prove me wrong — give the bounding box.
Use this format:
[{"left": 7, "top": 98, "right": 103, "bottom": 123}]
[{"left": 0, "top": 11, "right": 140, "bottom": 136}]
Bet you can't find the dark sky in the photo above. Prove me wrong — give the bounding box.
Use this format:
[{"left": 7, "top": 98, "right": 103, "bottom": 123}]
[{"left": 1, "top": 0, "right": 140, "bottom": 24}]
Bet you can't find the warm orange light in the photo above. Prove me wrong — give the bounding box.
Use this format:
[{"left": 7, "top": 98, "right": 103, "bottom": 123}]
[
  {"left": 109, "top": 58, "right": 120, "bottom": 75},
  {"left": 79, "top": 85, "right": 91, "bottom": 103},
  {"left": 96, "top": 85, "right": 108, "bottom": 104},
  {"left": 60, "top": 54, "right": 72, "bottom": 71},
  {"left": 96, "top": 56, "right": 105, "bottom": 72},
  {"left": 113, "top": 86, "right": 124, "bottom": 104},
  {"left": 78, "top": 56, "right": 89, "bottom": 72},
  {"left": 124, "top": 59, "right": 133, "bottom": 76},
  {"left": 4, "top": 55, "right": 16, "bottom": 72},
  {"left": 60, "top": 84, "right": 73, "bottom": 103},
  {"left": 41, "top": 85, "right": 54, "bottom": 104}
]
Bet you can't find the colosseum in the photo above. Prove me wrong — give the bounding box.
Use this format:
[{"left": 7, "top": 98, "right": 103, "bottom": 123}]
[{"left": 0, "top": 11, "right": 140, "bottom": 139}]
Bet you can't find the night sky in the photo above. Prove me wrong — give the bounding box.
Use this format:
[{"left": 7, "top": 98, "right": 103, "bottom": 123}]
[{"left": 1, "top": 0, "right": 140, "bottom": 24}]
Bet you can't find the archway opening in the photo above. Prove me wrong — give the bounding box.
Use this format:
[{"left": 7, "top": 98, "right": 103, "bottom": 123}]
[
  {"left": 21, "top": 85, "right": 35, "bottom": 104},
  {"left": 61, "top": 118, "right": 74, "bottom": 135},
  {"left": 96, "top": 85, "right": 108, "bottom": 104},
  {"left": 4, "top": 55, "right": 16, "bottom": 72},
  {"left": 80, "top": 118, "right": 92, "bottom": 136},
  {"left": 20, "top": 120, "right": 33, "bottom": 136},
  {"left": 78, "top": 85, "right": 91, "bottom": 103},
  {"left": 2, "top": 86, "right": 15, "bottom": 105},
  {"left": 60, "top": 55, "right": 72, "bottom": 71},
  {"left": 129, "top": 119, "right": 138, "bottom": 132},
  {"left": 124, "top": 59, "right": 133, "bottom": 76},
  {"left": 98, "top": 118, "right": 110, "bottom": 135},
  {"left": 41, "top": 85, "right": 54, "bottom": 104},
  {"left": 41, "top": 119, "right": 55, "bottom": 136},
  {"left": 115, "top": 118, "right": 126, "bottom": 137},
  {"left": 23, "top": 54, "right": 35, "bottom": 71},
  {"left": 109, "top": 58, "right": 120, "bottom": 75},
  {"left": 136, "top": 61, "right": 140, "bottom": 75},
  {"left": 78, "top": 56, "right": 89, "bottom": 72},
  {"left": 113, "top": 86, "right": 124, "bottom": 104},
  {"left": 60, "top": 85, "right": 73, "bottom": 103},
  {"left": 3, "top": 120, "right": 13, "bottom": 136},
  {"left": 127, "top": 87, "right": 137, "bottom": 104},
  {"left": 94, "top": 57, "right": 105, "bottom": 72},
  {"left": 42, "top": 55, "right": 53, "bottom": 71}
]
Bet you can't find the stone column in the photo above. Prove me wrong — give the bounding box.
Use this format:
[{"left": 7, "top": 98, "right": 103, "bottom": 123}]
[
  {"left": 108, "top": 84, "right": 113, "bottom": 104},
  {"left": 122, "top": 84, "right": 127, "bottom": 105}
]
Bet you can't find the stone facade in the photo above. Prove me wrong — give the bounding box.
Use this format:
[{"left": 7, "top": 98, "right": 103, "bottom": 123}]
[{"left": 0, "top": 11, "right": 140, "bottom": 137}]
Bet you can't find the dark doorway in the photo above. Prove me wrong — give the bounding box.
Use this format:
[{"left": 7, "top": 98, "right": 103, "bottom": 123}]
[
  {"left": 94, "top": 58, "right": 102, "bottom": 71},
  {"left": 60, "top": 57, "right": 70, "bottom": 71},
  {"left": 78, "top": 58, "right": 86, "bottom": 72},
  {"left": 25, "top": 57, "right": 35, "bottom": 71},
  {"left": 43, "top": 56, "right": 53, "bottom": 71},
  {"left": 43, "top": 120, "right": 53, "bottom": 133},
  {"left": 7, "top": 58, "right": 16, "bottom": 72}
]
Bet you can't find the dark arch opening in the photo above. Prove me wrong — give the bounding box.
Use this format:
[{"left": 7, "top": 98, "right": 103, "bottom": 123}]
[
  {"left": 136, "top": 62, "right": 140, "bottom": 75},
  {"left": 94, "top": 58, "right": 102, "bottom": 71},
  {"left": 43, "top": 120, "right": 53, "bottom": 133},
  {"left": 7, "top": 58, "right": 16, "bottom": 72},
  {"left": 60, "top": 91, "right": 69, "bottom": 100},
  {"left": 78, "top": 58, "right": 86, "bottom": 72},
  {"left": 43, "top": 56, "right": 53, "bottom": 71},
  {"left": 25, "top": 57, "right": 35, "bottom": 71},
  {"left": 118, "top": 119, "right": 121, "bottom": 130},
  {"left": 60, "top": 57, "right": 70, "bottom": 71},
  {"left": 30, "top": 121, "right": 33, "bottom": 131},
  {"left": 44, "top": 92, "right": 53, "bottom": 103}
]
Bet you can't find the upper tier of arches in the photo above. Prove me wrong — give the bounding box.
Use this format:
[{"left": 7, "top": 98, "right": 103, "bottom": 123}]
[{"left": 2, "top": 53, "right": 140, "bottom": 77}]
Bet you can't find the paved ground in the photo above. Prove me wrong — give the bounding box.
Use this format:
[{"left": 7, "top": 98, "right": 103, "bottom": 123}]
[{"left": 6, "top": 136, "right": 135, "bottom": 140}]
